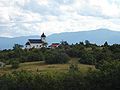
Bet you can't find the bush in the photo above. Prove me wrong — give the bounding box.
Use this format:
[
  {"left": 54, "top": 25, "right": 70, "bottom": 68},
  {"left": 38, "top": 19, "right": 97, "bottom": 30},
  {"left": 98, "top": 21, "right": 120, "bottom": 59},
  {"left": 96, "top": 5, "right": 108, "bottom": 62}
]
[
  {"left": 86, "top": 61, "right": 120, "bottom": 90},
  {"left": 45, "top": 51, "right": 70, "bottom": 64},
  {"left": 27, "top": 53, "right": 43, "bottom": 61},
  {"left": 69, "top": 63, "right": 79, "bottom": 73},
  {"left": 66, "top": 48, "right": 80, "bottom": 57},
  {"left": 11, "top": 59, "right": 20, "bottom": 69},
  {"left": 0, "top": 71, "right": 85, "bottom": 90},
  {"left": 20, "top": 51, "right": 44, "bottom": 62},
  {"left": 79, "top": 53, "right": 96, "bottom": 65}
]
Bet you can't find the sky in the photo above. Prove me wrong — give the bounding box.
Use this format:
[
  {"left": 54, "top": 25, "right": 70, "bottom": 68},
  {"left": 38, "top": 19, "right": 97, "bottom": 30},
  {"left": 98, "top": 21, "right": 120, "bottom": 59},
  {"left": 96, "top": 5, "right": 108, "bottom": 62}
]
[{"left": 0, "top": 0, "right": 120, "bottom": 37}]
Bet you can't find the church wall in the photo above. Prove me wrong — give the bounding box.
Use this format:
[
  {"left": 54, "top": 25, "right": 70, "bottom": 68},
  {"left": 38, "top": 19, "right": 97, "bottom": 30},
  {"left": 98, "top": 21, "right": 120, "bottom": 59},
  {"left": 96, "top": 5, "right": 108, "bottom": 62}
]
[{"left": 30, "top": 43, "right": 43, "bottom": 49}]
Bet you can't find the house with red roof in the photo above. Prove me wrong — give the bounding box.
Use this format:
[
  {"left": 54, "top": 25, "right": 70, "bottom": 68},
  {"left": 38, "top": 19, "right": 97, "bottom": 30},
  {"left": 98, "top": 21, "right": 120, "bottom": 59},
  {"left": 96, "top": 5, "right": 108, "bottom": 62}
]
[{"left": 49, "top": 43, "right": 60, "bottom": 48}]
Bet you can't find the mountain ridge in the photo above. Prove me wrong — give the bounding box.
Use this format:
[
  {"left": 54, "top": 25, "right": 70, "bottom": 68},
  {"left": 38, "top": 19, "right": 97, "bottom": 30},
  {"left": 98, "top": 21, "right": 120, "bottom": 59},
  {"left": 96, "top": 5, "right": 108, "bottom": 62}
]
[{"left": 0, "top": 29, "right": 120, "bottom": 49}]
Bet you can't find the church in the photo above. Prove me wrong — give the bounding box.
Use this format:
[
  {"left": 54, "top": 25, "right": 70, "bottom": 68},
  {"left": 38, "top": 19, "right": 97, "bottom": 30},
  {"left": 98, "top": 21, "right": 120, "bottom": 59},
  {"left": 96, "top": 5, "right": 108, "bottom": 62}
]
[{"left": 25, "top": 33, "right": 47, "bottom": 49}]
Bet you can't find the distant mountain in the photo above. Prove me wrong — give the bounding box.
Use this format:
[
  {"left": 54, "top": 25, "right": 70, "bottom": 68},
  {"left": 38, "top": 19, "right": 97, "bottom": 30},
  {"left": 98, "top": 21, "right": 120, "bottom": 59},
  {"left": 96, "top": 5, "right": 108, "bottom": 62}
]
[
  {"left": 47, "top": 29, "right": 120, "bottom": 45},
  {"left": 0, "top": 29, "right": 120, "bottom": 49},
  {"left": 0, "top": 36, "right": 40, "bottom": 50}
]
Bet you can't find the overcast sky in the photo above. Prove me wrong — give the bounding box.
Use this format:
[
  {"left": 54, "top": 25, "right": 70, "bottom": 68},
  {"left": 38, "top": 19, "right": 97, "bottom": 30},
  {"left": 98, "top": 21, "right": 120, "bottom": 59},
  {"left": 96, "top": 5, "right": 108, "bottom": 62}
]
[{"left": 0, "top": 0, "right": 120, "bottom": 37}]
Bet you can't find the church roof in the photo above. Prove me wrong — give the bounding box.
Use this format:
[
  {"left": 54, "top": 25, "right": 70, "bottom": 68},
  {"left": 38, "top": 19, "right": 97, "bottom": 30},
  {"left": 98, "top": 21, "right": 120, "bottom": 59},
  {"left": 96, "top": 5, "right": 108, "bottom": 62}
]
[
  {"left": 41, "top": 33, "right": 46, "bottom": 37},
  {"left": 28, "top": 39, "right": 43, "bottom": 43},
  {"left": 25, "top": 42, "right": 30, "bottom": 45}
]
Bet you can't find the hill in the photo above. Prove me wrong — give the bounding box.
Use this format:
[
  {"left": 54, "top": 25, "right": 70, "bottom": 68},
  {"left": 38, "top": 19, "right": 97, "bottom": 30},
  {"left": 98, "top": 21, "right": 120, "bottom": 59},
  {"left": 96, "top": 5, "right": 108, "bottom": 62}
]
[
  {"left": 47, "top": 28, "right": 120, "bottom": 45},
  {"left": 0, "top": 36, "right": 39, "bottom": 50}
]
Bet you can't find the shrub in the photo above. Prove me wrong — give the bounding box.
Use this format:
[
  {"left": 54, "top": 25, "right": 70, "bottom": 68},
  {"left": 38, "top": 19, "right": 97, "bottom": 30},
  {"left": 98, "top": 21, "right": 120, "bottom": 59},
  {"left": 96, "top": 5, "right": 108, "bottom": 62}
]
[
  {"left": 69, "top": 63, "right": 79, "bottom": 73},
  {"left": 11, "top": 59, "right": 20, "bottom": 69},
  {"left": 79, "top": 53, "right": 96, "bottom": 65},
  {"left": 45, "top": 52, "right": 70, "bottom": 64},
  {"left": 27, "top": 53, "right": 43, "bottom": 61}
]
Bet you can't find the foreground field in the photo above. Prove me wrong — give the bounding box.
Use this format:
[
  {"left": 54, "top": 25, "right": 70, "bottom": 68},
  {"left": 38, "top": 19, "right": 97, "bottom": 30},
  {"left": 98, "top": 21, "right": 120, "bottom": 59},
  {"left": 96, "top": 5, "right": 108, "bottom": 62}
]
[{"left": 0, "top": 58, "right": 95, "bottom": 75}]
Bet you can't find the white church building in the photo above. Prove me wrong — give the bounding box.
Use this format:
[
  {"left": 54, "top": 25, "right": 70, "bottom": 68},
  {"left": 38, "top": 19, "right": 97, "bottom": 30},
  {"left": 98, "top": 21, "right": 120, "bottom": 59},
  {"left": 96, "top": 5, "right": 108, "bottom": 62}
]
[{"left": 25, "top": 33, "right": 47, "bottom": 49}]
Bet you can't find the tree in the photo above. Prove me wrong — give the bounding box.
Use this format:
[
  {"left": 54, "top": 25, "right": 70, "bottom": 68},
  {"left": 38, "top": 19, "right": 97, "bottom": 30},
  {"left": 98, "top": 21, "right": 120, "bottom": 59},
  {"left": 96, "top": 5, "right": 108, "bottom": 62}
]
[
  {"left": 13, "top": 44, "right": 23, "bottom": 58},
  {"left": 79, "top": 42, "right": 84, "bottom": 45},
  {"left": 26, "top": 52, "right": 44, "bottom": 62},
  {"left": 13, "top": 44, "right": 23, "bottom": 50},
  {"left": 66, "top": 48, "right": 80, "bottom": 57},
  {"left": 60, "top": 41, "right": 69, "bottom": 46},
  {"left": 85, "top": 40, "right": 90, "bottom": 47},
  {"left": 79, "top": 52, "right": 96, "bottom": 65},
  {"left": 104, "top": 41, "right": 109, "bottom": 47}
]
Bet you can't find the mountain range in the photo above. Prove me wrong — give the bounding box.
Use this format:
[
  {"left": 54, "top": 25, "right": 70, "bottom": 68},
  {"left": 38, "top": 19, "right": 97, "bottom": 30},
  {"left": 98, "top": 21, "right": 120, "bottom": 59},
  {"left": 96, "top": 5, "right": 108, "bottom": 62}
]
[{"left": 0, "top": 28, "right": 120, "bottom": 49}]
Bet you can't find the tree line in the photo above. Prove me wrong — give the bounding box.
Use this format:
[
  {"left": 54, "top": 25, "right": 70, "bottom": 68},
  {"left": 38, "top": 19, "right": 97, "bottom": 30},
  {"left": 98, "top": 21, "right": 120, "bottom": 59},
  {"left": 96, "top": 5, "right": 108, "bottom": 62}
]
[{"left": 0, "top": 40, "right": 120, "bottom": 65}]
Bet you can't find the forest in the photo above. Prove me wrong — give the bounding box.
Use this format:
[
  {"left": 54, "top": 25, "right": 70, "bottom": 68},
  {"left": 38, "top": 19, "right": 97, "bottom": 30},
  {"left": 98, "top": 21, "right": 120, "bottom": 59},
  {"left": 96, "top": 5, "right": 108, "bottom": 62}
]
[{"left": 0, "top": 40, "right": 120, "bottom": 90}]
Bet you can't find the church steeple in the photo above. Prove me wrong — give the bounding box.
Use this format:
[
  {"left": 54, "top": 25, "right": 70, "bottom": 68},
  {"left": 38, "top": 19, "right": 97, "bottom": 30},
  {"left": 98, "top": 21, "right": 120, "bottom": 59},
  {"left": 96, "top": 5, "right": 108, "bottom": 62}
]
[
  {"left": 41, "top": 33, "right": 46, "bottom": 37},
  {"left": 41, "top": 33, "right": 46, "bottom": 42}
]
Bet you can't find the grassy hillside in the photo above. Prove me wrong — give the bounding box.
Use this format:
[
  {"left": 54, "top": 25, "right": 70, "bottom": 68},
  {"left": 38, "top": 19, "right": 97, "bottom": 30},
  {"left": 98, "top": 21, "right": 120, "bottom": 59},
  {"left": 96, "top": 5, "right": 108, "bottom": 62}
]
[{"left": 0, "top": 58, "right": 95, "bottom": 75}]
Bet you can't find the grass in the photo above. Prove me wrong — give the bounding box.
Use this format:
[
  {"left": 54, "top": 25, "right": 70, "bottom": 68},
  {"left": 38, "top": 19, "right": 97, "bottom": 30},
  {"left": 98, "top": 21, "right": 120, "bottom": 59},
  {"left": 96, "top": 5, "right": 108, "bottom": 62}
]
[{"left": 0, "top": 58, "right": 95, "bottom": 75}]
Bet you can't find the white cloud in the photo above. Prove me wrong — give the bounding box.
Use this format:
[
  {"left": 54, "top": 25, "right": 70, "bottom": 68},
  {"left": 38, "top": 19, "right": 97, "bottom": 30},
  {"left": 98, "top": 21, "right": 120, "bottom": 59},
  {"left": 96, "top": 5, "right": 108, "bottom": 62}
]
[
  {"left": 37, "top": 0, "right": 49, "bottom": 5},
  {"left": 0, "top": 0, "right": 120, "bottom": 37}
]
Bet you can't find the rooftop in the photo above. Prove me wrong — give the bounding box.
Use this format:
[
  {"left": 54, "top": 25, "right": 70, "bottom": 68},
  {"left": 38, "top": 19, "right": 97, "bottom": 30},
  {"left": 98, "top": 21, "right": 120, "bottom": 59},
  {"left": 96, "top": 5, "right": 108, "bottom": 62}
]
[
  {"left": 28, "top": 39, "right": 43, "bottom": 43},
  {"left": 41, "top": 33, "right": 46, "bottom": 37}
]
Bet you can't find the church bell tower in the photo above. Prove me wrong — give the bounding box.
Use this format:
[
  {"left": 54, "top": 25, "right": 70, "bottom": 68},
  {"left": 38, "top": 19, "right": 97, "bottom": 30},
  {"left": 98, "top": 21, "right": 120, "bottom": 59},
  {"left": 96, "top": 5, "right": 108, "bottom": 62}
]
[{"left": 41, "top": 33, "right": 46, "bottom": 42}]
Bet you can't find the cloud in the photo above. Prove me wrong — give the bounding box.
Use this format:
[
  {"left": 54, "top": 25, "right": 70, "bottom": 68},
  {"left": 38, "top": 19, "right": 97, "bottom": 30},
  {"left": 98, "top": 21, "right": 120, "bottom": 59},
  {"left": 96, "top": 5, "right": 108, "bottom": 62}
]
[{"left": 0, "top": 0, "right": 120, "bottom": 37}]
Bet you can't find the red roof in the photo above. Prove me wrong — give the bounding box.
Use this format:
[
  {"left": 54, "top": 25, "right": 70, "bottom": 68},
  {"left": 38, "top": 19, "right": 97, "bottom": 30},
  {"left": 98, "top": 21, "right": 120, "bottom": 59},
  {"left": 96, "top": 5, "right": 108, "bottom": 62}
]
[{"left": 51, "top": 43, "right": 60, "bottom": 47}]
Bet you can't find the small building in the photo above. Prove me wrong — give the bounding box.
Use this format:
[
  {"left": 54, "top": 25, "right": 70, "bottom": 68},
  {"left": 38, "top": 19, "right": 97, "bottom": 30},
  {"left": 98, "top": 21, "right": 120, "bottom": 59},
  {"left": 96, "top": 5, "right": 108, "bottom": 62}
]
[
  {"left": 50, "top": 43, "right": 60, "bottom": 48},
  {"left": 25, "top": 33, "right": 47, "bottom": 49}
]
